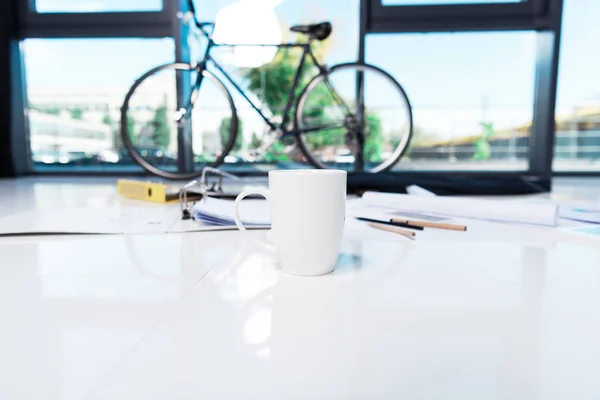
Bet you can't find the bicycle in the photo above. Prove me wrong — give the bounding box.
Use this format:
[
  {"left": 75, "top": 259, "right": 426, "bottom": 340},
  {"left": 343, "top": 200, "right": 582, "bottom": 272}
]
[{"left": 120, "top": 0, "right": 413, "bottom": 179}]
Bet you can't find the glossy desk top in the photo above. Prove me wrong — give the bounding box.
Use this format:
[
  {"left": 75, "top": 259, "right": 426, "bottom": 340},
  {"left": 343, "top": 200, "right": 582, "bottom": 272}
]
[{"left": 1, "top": 178, "right": 600, "bottom": 400}]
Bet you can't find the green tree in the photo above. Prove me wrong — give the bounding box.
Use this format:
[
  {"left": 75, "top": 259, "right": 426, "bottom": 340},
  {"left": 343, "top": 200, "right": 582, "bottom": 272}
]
[
  {"left": 45, "top": 106, "right": 61, "bottom": 116},
  {"left": 219, "top": 117, "right": 244, "bottom": 152},
  {"left": 249, "top": 132, "right": 262, "bottom": 150},
  {"left": 70, "top": 107, "right": 83, "bottom": 120},
  {"left": 243, "top": 41, "right": 326, "bottom": 119},
  {"left": 265, "top": 141, "right": 289, "bottom": 163},
  {"left": 126, "top": 113, "right": 136, "bottom": 143},
  {"left": 102, "top": 112, "right": 113, "bottom": 126},
  {"left": 300, "top": 82, "right": 347, "bottom": 151},
  {"left": 152, "top": 104, "right": 171, "bottom": 148},
  {"left": 364, "top": 113, "right": 383, "bottom": 162},
  {"left": 244, "top": 41, "right": 387, "bottom": 162},
  {"left": 243, "top": 40, "right": 334, "bottom": 148},
  {"left": 242, "top": 39, "right": 388, "bottom": 163},
  {"left": 473, "top": 122, "right": 493, "bottom": 160}
]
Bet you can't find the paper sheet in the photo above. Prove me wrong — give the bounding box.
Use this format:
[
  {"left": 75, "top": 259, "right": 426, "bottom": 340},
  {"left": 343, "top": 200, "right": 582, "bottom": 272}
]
[
  {"left": 361, "top": 191, "right": 559, "bottom": 226},
  {"left": 559, "top": 205, "right": 600, "bottom": 224},
  {"left": 405, "top": 185, "right": 437, "bottom": 197},
  {"left": 0, "top": 205, "right": 260, "bottom": 236},
  {"left": 192, "top": 197, "right": 270, "bottom": 226},
  {"left": 347, "top": 199, "right": 450, "bottom": 222},
  {"left": 0, "top": 208, "right": 179, "bottom": 235}
]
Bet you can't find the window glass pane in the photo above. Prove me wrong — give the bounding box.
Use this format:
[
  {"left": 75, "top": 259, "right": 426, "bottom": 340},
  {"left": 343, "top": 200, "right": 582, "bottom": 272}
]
[
  {"left": 554, "top": 0, "right": 600, "bottom": 171},
  {"left": 35, "top": 0, "right": 162, "bottom": 13},
  {"left": 185, "top": 0, "right": 359, "bottom": 173},
  {"left": 23, "top": 38, "right": 174, "bottom": 172},
  {"left": 382, "top": 0, "right": 524, "bottom": 5},
  {"left": 366, "top": 31, "right": 536, "bottom": 171}
]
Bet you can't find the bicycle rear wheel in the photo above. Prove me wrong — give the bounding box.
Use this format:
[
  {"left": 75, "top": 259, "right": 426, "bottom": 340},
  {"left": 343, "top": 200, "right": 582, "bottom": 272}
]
[
  {"left": 120, "top": 63, "right": 238, "bottom": 180},
  {"left": 295, "top": 62, "right": 413, "bottom": 173}
]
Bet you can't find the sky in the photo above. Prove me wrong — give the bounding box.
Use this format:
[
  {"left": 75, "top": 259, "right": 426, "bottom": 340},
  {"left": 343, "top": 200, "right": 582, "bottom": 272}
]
[{"left": 24, "top": 0, "right": 600, "bottom": 140}]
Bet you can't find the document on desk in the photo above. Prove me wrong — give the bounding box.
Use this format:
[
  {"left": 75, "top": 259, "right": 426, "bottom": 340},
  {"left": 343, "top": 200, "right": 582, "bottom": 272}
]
[
  {"left": 361, "top": 191, "right": 559, "bottom": 226},
  {"left": 0, "top": 207, "right": 184, "bottom": 235},
  {"left": 191, "top": 197, "right": 270, "bottom": 226},
  {"left": 0, "top": 204, "right": 261, "bottom": 236},
  {"left": 0, "top": 197, "right": 272, "bottom": 236}
]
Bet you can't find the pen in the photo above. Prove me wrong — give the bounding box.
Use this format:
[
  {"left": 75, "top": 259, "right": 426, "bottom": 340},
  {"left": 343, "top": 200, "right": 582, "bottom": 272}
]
[
  {"left": 391, "top": 219, "right": 467, "bottom": 231},
  {"left": 356, "top": 217, "right": 424, "bottom": 231},
  {"left": 367, "top": 222, "right": 416, "bottom": 238}
]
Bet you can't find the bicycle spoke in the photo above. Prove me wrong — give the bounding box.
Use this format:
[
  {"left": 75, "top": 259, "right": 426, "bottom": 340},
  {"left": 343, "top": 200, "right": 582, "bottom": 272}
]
[
  {"left": 296, "top": 63, "right": 413, "bottom": 173},
  {"left": 354, "top": 69, "right": 366, "bottom": 172},
  {"left": 355, "top": 70, "right": 366, "bottom": 127},
  {"left": 120, "top": 63, "right": 237, "bottom": 179}
]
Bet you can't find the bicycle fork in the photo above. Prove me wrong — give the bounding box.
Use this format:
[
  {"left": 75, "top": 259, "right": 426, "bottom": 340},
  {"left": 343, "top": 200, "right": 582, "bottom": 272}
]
[{"left": 174, "top": 65, "right": 207, "bottom": 127}]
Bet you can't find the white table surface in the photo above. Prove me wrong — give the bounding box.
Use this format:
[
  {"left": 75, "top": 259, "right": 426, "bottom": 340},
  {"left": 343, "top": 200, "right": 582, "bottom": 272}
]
[{"left": 1, "top": 177, "right": 600, "bottom": 400}]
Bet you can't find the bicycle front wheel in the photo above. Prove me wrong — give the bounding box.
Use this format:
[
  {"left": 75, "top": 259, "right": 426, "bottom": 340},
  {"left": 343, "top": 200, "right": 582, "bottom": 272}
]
[
  {"left": 120, "top": 63, "right": 238, "bottom": 180},
  {"left": 295, "top": 63, "right": 413, "bottom": 173}
]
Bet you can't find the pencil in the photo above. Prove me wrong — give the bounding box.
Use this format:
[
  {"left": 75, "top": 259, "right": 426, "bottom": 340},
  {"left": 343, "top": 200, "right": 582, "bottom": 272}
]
[
  {"left": 391, "top": 219, "right": 467, "bottom": 231},
  {"left": 356, "top": 217, "right": 424, "bottom": 230},
  {"left": 368, "top": 222, "right": 416, "bottom": 237}
]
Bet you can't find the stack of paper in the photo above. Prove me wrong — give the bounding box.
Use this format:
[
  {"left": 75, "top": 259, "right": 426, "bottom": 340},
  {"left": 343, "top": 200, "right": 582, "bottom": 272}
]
[
  {"left": 192, "top": 197, "right": 271, "bottom": 226},
  {"left": 361, "top": 191, "right": 559, "bottom": 226}
]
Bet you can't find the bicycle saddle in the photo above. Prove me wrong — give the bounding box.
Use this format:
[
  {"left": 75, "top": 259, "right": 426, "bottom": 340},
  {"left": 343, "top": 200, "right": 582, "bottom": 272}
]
[{"left": 290, "top": 22, "right": 332, "bottom": 41}]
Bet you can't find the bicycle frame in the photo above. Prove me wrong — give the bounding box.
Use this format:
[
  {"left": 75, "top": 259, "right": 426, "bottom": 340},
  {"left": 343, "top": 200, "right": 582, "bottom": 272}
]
[
  {"left": 180, "top": 20, "right": 351, "bottom": 137},
  {"left": 208, "top": 41, "right": 321, "bottom": 136}
]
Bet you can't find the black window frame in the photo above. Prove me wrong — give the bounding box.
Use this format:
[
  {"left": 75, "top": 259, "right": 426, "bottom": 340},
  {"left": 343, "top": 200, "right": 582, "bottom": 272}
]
[
  {"left": 371, "top": 0, "right": 547, "bottom": 21},
  {"left": 368, "top": 0, "right": 554, "bottom": 32}
]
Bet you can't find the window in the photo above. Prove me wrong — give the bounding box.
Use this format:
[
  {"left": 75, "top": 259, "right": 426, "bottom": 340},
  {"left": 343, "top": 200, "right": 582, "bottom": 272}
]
[
  {"left": 186, "top": 0, "right": 360, "bottom": 172},
  {"left": 23, "top": 38, "right": 174, "bottom": 171},
  {"left": 366, "top": 31, "right": 536, "bottom": 171},
  {"left": 34, "top": 0, "right": 163, "bottom": 13},
  {"left": 553, "top": 0, "right": 600, "bottom": 172}
]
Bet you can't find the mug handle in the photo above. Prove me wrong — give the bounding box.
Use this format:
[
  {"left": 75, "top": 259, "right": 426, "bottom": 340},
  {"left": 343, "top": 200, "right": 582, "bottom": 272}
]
[{"left": 234, "top": 189, "right": 276, "bottom": 253}]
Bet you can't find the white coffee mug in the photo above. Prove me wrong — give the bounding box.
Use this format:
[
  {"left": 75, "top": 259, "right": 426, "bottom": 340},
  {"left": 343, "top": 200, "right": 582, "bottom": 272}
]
[{"left": 234, "top": 169, "right": 347, "bottom": 276}]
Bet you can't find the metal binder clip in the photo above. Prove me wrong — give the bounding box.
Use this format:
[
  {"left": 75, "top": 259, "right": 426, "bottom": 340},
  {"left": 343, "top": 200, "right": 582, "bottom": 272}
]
[{"left": 179, "top": 167, "right": 241, "bottom": 220}]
